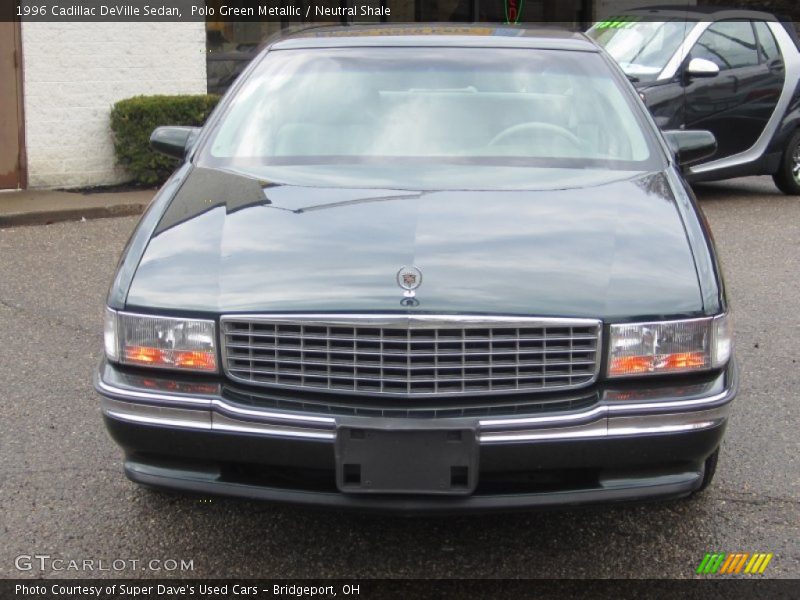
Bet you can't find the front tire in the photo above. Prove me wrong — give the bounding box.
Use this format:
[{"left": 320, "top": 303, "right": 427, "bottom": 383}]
[{"left": 772, "top": 130, "right": 800, "bottom": 195}]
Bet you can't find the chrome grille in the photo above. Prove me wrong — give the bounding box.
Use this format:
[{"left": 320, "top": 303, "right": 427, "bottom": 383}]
[{"left": 221, "top": 315, "right": 602, "bottom": 397}]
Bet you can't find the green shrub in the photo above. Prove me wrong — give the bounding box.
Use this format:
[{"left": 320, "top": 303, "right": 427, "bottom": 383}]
[{"left": 110, "top": 94, "right": 220, "bottom": 186}]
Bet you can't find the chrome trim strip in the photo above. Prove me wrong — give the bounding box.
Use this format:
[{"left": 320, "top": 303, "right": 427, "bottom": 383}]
[
  {"left": 221, "top": 314, "right": 603, "bottom": 328},
  {"left": 605, "top": 390, "right": 730, "bottom": 414},
  {"left": 480, "top": 406, "right": 728, "bottom": 443},
  {"left": 99, "top": 385, "right": 732, "bottom": 444},
  {"left": 104, "top": 410, "right": 211, "bottom": 430},
  {"left": 479, "top": 405, "right": 607, "bottom": 429},
  {"left": 97, "top": 379, "right": 336, "bottom": 427},
  {"left": 481, "top": 420, "right": 607, "bottom": 443},
  {"left": 103, "top": 399, "right": 725, "bottom": 444},
  {"left": 101, "top": 397, "right": 335, "bottom": 440},
  {"left": 608, "top": 421, "right": 718, "bottom": 436},
  {"left": 102, "top": 396, "right": 726, "bottom": 444},
  {"left": 608, "top": 406, "right": 728, "bottom": 433},
  {"left": 690, "top": 21, "right": 800, "bottom": 175},
  {"left": 210, "top": 399, "right": 336, "bottom": 426},
  {"left": 97, "top": 359, "right": 735, "bottom": 443},
  {"left": 212, "top": 413, "right": 334, "bottom": 440},
  {"left": 478, "top": 389, "right": 729, "bottom": 428},
  {"left": 96, "top": 378, "right": 213, "bottom": 408},
  {"left": 102, "top": 397, "right": 211, "bottom": 430}
]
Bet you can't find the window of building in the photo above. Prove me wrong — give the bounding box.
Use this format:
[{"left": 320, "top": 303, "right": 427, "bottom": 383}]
[{"left": 205, "top": 0, "right": 590, "bottom": 94}]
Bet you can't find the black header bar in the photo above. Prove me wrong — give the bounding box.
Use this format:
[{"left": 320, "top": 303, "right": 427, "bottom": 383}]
[{"left": 3, "top": 1, "right": 791, "bottom": 23}]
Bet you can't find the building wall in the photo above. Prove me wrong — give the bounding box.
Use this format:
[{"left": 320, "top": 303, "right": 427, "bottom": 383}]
[{"left": 21, "top": 22, "right": 206, "bottom": 188}]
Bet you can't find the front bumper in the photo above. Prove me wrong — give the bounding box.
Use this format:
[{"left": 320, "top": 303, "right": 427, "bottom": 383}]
[{"left": 95, "top": 359, "right": 737, "bottom": 512}]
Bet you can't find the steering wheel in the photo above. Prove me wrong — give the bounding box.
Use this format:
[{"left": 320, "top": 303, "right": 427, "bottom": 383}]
[{"left": 488, "top": 122, "right": 583, "bottom": 151}]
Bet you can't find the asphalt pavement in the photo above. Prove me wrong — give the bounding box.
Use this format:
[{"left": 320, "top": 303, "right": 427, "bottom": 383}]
[{"left": 0, "top": 176, "right": 797, "bottom": 579}]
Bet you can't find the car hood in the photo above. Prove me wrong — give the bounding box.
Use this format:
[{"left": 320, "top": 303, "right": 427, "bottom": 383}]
[{"left": 126, "top": 167, "right": 704, "bottom": 319}]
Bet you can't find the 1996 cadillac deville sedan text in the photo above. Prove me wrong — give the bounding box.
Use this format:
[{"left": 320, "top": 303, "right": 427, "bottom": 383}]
[{"left": 95, "top": 25, "right": 736, "bottom": 512}]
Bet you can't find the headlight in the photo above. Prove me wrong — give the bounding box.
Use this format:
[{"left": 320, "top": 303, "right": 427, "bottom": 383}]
[
  {"left": 104, "top": 308, "right": 217, "bottom": 373},
  {"left": 608, "top": 314, "right": 731, "bottom": 378}
]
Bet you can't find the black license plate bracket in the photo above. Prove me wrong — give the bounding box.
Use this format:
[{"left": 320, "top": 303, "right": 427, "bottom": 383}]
[{"left": 335, "top": 427, "right": 478, "bottom": 495}]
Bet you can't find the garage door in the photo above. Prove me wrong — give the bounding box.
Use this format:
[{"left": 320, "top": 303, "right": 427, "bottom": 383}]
[{"left": 0, "top": 22, "right": 25, "bottom": 189}]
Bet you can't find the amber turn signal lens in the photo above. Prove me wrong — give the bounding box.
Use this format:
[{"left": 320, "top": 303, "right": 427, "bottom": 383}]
[
  {"left": 609, "top": 356, "right": 652, "bottom": 375},
  {"left": 124, "top": 345, "right": 164, "bottom": 365},
  {"left": 609, "top": 352, "right": 707, "bottom": 376},
  {"left": 663, "top": 352, "right": 706, "bottom": 369},
  {"left": 123, "top": 345, "right": 217, "bottom": 372},
  {"left": 174, "top": 350, "right": 218, "bottom": 371}
]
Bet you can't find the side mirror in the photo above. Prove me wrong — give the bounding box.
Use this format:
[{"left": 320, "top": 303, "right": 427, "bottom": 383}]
[
  {"left": 663, "top": 130, "right": 717, "bottom": 167},
  {"left": 685, "top": 57, "right": 720, "bottom": 79},
  {"left": 150, "top": 126, "right": 201, "bottom": 159}
]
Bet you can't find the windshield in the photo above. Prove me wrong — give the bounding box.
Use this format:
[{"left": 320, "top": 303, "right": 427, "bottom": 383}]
[
  {"left": 588, "top": 19, "right": 693, "bottom": 83},
  {"left": 199, "top": 47, "right": 663, "bottom": 189}
]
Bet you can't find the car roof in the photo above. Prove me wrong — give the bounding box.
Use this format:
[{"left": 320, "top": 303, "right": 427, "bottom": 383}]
[
  {"left": 618, "top": 5, "right": 779, "bottom": 21},
  {"left": 604, "top": 5, "right": 800, "bottom": 52},
  {"left": 268, "top": 24, "right": 598, "bottom": 52}
]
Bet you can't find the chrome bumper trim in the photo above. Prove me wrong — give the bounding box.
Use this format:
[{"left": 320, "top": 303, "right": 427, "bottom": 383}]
[
  {"left": 101, "top": 397, "right": 335, "bottom": 441},
  {"left": 478, "top": 389, "right": 730, "bottom": 429},
  {"left": 95, "top": 379, "right": 213, "bottom": 408},
  {"left": 103, "top": 397, "right": 211, "bottom": 430},
  {"left": 212, "top": 412, "right": 335, "bottom": 440},
  {"left": 97, "top": 359, "right": 736, "bottom": 444},
  {"left": 96, "top": 378, "right": 336, "bottom": 427},
  {"left": 479, "top": 405, "right": 729, "bottom": 443}
]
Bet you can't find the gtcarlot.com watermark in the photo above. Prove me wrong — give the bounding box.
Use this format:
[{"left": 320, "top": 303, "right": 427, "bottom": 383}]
[{"left": 14, "top": 554, "right": 194, "bottom": 573}]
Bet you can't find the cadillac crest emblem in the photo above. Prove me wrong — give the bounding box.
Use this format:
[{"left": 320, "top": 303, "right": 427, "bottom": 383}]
[{"left": 396, "top": 266, "right": 423, "bottom": 297}]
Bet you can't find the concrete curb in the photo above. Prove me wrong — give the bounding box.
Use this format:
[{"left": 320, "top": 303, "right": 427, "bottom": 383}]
[
  {"left": 0, "top": 189, "right": 154, "bottom": 228},
  {"left": 0, "top": 202, "right": 147, "bottom": 228}
]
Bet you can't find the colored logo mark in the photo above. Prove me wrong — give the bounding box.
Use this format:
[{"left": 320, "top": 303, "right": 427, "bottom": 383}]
[
  {"left": 595, "top": 16, "right": 643, "bottom": 30},
  {"left": 505, "top": 0, "right": 524, "bottom": 24},
  {"left": 696, "top": 553, "right": 773, "bottom": 575}
]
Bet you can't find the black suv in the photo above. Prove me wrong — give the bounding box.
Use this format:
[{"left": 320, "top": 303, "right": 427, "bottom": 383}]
[{"left": 589, "top": 6, "right": 800, "bottom": 194}]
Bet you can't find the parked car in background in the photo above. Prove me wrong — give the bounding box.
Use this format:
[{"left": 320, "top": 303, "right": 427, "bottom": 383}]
[
  {"left": 589, "top": 6, "right": 800, "bottom": 194},
  {"left": 96, "top": 25, "right": 735, "bottom": 512}
]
